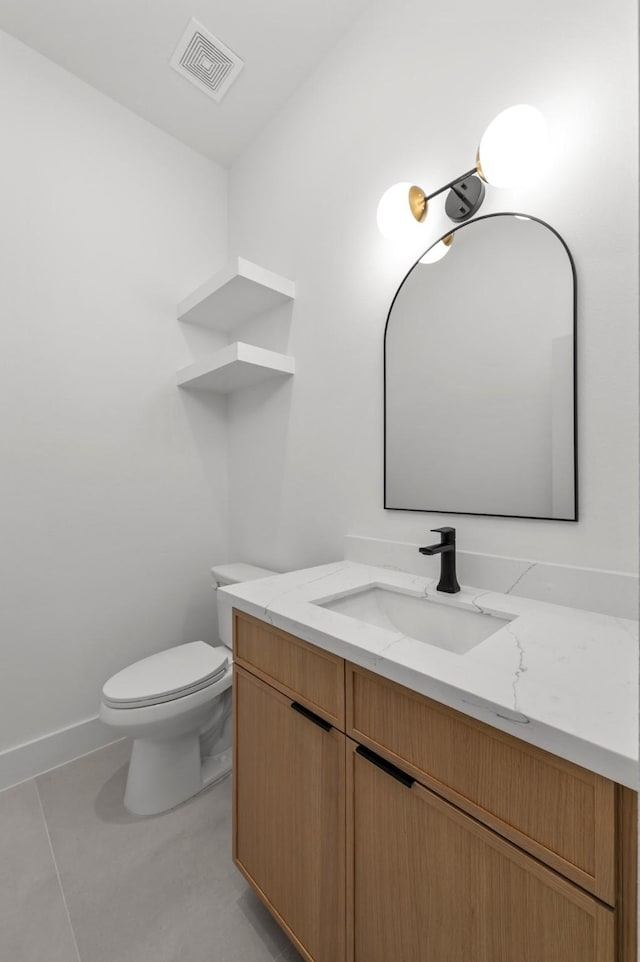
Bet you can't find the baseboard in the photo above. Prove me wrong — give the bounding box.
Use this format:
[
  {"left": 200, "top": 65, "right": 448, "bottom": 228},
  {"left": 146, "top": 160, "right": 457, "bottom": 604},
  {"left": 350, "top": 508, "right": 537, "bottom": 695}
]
[
  {"left": 0, "top": 715, "right": 121, "bottom": 792},
  {"left": 344, "top": 535, "right": 639, "bottom": 620}
]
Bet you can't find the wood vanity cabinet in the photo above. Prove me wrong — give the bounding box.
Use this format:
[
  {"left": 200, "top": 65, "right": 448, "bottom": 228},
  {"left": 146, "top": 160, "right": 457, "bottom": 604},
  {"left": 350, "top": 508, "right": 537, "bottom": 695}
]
[{"left": 232, "top": 610, "right": 637, "bottom": 962}]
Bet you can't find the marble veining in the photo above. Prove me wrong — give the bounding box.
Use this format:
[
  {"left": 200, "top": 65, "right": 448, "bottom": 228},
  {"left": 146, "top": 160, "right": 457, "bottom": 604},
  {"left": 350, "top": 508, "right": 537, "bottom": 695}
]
[
  {"left": 504, "top": 624, "right": 528, "bottom": 718},
  {"left": 504, "top": 562, "right": 538, "bottom": 595},
  {"left": 218, "top": 562, "right": 639, "bottom": 789}
]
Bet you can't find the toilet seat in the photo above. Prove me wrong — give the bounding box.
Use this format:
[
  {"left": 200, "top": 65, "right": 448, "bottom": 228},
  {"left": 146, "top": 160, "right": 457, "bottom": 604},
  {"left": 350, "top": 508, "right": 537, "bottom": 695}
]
[{"left": 102, "top": 641, "right": 229, "bottom": 709}]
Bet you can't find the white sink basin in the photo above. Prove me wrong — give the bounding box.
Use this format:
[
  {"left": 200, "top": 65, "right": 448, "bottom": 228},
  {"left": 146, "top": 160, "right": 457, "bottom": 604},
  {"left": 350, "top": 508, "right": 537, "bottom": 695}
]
[{"left": 316, "top": 586, "right": 512, "bottom": 654}]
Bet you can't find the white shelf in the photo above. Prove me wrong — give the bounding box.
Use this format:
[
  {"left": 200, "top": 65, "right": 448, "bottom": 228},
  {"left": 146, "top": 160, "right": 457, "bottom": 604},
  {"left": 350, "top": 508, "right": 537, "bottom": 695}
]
[
  {"left": 177, "top": 256, "right": 295, "bottom": 332},
  {"left": 176, "top": 342, "right": 295, "bottom": 394}
]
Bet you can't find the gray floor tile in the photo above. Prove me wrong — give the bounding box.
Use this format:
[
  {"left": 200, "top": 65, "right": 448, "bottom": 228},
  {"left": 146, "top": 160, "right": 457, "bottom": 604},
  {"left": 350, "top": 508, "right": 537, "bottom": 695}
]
[
  {"left": 37, "top": 741, "right": 293, "bottom": 962},
  {"left": 277, "top": 943, "right": 305, "bottom": 961},
  {"left": 0, "top": 778, "right": 79, "bottom": 962}
]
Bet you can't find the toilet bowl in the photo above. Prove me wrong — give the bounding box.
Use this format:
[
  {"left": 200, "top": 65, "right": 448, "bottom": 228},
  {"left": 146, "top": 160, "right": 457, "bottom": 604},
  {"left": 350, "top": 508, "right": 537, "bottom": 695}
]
[{"left": 99, "top": 563, "right": 275, "bottom": 816}]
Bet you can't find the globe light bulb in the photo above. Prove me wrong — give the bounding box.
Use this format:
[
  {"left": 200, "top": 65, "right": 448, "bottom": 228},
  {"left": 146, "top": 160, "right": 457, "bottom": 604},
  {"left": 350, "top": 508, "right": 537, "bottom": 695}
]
[
  {"left": 420, "top": 234, "right": 454, "bottom": 264},
  {"left": 476, "top": 105, "right": 548, "bottom": 189},
  {"left": 376, "top": 182, "right": 426, "bottom": 241}
]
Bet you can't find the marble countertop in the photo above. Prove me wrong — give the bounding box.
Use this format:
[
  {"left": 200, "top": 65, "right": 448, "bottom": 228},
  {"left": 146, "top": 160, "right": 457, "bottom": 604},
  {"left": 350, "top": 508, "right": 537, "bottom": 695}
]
[{"left": 218, "top": 561, "right": 639, "bottom": 789}]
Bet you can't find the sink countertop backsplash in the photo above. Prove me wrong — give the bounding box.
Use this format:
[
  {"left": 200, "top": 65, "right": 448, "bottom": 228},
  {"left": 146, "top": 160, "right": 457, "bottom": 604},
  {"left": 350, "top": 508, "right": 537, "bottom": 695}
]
[{"left": 219, "top": 561, "right": 639, "bottom": 789}]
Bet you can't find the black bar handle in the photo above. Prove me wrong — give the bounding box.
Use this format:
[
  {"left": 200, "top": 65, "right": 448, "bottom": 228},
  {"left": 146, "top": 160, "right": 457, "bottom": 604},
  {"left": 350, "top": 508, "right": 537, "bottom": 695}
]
[
  {"left": 356, "top": 745, "right": 415, "bottom": 789},
  {"left": 291, "top": 701, "right": 333, "bottom": 732}
]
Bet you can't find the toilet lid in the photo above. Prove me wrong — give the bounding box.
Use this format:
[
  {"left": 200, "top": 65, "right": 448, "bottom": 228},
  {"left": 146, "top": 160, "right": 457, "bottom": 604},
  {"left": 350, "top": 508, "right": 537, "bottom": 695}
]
[{"left": 102, "top": 642, "right": 229, "bottom": 709}]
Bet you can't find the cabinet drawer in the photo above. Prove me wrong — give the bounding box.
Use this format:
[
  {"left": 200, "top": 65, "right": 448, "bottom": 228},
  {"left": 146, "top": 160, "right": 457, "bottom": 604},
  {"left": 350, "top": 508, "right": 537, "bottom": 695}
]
[
  {"left": 346, "top": 663, "right": 616, "bottom": 904},
  {"left": 234, "top": 609, "right": 345, "bottom": 728}
]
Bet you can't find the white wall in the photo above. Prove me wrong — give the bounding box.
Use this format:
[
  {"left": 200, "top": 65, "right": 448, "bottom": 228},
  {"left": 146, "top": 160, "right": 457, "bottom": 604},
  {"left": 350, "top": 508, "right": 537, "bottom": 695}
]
[
  {"left": 0, "top": 30, "right": 229, "bottom": 754},
  {"left": 227, "top": 0, "right": 638, "bottom": 575}
]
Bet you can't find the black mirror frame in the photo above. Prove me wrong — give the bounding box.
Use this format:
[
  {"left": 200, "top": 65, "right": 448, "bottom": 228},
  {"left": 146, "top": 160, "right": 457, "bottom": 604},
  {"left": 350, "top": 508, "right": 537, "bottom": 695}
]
[{"left": 383, "top": 212, "right": 578, "bottom": 522}]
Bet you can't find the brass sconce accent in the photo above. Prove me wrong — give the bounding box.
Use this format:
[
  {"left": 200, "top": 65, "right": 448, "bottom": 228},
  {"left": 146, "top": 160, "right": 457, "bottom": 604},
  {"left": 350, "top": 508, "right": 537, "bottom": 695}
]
[
  {"left": 377, "top": 105, "right": 548, "bottom": 241},
  {"left": 408, "top": 186, "right": 428, "bottom": 223}
]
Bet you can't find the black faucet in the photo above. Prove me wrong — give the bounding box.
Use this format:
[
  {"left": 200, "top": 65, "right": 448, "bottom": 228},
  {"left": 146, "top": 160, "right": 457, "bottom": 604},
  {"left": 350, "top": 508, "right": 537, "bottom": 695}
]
[{"left": 418, "top": 527, "right": 460, "bottom": 594}]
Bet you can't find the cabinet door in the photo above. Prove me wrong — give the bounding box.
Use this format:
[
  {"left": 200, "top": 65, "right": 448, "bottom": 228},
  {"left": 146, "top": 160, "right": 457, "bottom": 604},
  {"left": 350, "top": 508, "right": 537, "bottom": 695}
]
[
  {"left": 348, "top": 740, "right": 615, "bottom": 962},
  {"left": 234, "top": 666, "right": 346, "bottom": 962}
]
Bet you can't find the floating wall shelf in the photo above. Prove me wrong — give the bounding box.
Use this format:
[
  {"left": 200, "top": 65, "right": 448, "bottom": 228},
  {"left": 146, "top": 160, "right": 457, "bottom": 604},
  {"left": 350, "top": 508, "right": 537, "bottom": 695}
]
[
  {"left": 176, "top": 342, "right": 295, "bottom": 394},
  {"left": 177, "top": 256, "right": 295, "bottom": 332}
]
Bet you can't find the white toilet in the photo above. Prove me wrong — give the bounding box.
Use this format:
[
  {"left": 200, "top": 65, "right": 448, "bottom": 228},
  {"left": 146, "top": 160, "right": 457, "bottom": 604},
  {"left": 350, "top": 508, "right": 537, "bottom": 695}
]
[{"left": 99, "top": 563, "right": 275, "bottom": 816}]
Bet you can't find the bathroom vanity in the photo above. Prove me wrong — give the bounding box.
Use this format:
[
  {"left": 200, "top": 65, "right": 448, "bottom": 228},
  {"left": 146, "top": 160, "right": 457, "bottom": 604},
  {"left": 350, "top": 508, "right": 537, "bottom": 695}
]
[{"left": 224, "top": 563, "right": 638, "bottom": 962}]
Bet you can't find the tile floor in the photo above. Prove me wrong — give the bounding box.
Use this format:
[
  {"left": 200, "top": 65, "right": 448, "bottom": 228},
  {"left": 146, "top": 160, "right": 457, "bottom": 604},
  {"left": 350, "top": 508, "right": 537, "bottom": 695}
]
[{"left": 0, "top": 740, "right": 303, "bottom": 962}]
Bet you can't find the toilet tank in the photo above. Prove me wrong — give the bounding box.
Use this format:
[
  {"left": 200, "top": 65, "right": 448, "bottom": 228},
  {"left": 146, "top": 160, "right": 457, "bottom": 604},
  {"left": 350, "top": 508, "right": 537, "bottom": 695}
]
[
  {"left": 211, "top": 563, "right": 277, "bottom": 588},
  {"left": 211, "top": 563, "right": 277, "bottom": 648}
]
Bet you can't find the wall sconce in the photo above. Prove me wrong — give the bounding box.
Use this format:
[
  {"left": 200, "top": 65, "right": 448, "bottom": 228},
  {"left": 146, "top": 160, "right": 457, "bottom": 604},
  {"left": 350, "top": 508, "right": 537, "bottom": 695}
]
[{"left": 377, "top": 105, "right": 548, "bottom": 241}]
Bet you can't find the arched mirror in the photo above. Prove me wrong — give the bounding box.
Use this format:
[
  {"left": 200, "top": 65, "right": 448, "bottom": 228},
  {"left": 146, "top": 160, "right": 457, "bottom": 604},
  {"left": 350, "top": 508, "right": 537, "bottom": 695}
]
[{"left": 384, "top": 213, "right": 577, "bottom": 520}]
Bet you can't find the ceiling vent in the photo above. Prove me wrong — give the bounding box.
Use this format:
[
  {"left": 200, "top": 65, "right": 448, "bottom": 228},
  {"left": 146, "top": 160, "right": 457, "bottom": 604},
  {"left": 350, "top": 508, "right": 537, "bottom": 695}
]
[{"left": 170, "top": 19, "right": 244, "bottom": 102}]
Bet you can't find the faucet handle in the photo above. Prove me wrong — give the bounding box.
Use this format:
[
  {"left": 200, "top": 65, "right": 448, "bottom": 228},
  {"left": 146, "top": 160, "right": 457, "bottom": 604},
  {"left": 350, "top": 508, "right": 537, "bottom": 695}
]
[
  {"left": 430, "top": 526, "right": 456, "bottom": 541},
  {"left": 431, "top": 525, "right": 456, "bottom": 545}
]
